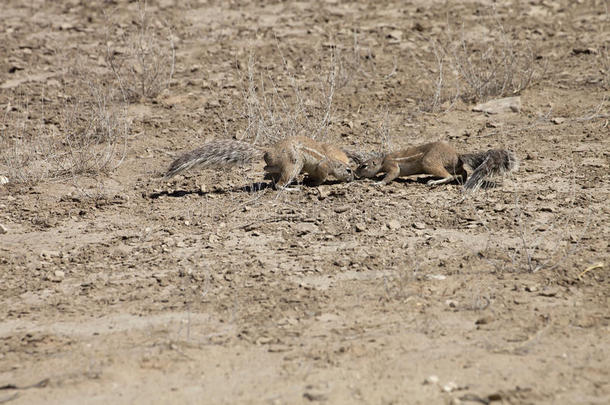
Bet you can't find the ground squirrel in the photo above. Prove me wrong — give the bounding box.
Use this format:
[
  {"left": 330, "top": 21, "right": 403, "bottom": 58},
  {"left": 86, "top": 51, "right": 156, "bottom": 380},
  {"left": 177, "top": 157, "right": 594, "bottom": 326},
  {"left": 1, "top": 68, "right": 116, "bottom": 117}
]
[
  {"left": 355, "top": 141, "right": 518, "bottom": 190},
  {"left": 164, "top": 136, "right": 354, "bottom": 188}
]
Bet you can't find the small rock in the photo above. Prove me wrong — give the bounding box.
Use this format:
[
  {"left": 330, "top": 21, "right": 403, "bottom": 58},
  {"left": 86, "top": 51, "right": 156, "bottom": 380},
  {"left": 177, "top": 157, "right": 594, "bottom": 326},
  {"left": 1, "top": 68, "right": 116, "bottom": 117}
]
[
  {"left": 334, "top": 205, "right": 349, "bottom": 214},
  {"left": 442, "top": 381, "right": 459, "bottom": 393},
  {"left": 303, "top": 391, "right": 328, "bottom": 402},
  {"left": 317, "top": 186, "right": 330, "bottom": 200},
  {"left": 525, "top": 284, "right": 538, "bottom": 292},
  {"left": 41, "top": 250, "right": 61, "bottom": 259},
  {"left": 424, "top": 375, "right": 439, "bottom": 385},
  {"left": 493, "top": 204, "right": 508, "bottom": 213},
  {"left": 387, "top": 220, "right": 401, "bottom": 230},
  {"left": 0, "top": 224, "right": 7, "bottom": 234},
  {"left": 354, "top": 223, "right": 366, "bottom": 232},
  {"left": 427, "top": 274, "right": 447, "bottom": 281},
  {"left": 537, "top": 193, "right": 556, "bottom": 201},
  {"left": 206, "top": 99, "right": 221, "bottom": 108},
  {"left": 184, "top": 220, "right": 190, "bottom": 226},
  {"left": 445, "top": 299, "right": 458, "bottom": 308},
  {"left": 295, "top": 222, "right": 318, "bottom": 235},
  {"left": 475, "top": 315, "right": 494, "bottom": 325},
  {"left": 572, "top": 48, "right": 598, "bottom": 55},
  {"left": 473, "top": 96, "right": 521, "bottom": 114},
  {"left": 413, "top": 21, "right": 430, "bottom": 32},
  {"left": 412, "top": 222, "right": 426, "bottom": 230},
  {"left": 551, "top": 117, "right": 566, "bottom": 125},
  {"left": 46, "top": 270, "right": 65, "bottom": 282},
  {"left": 340, "top": 118, "right": 353, "bottom": 129},
  {"left": 539, "top": 286, "right": 560, "bottom": 297},
  {"left": 387, "top": 30, "right": 403, "bottom": 42},
  {"left": 0, "top": 176, "right": 9, "bottom": 185}
]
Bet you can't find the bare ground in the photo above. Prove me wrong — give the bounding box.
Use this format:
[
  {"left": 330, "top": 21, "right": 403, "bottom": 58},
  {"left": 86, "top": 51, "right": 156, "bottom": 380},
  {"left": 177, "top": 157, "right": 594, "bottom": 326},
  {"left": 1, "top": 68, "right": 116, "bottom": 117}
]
[{"left": 0, "top": 1, "right": 609, "bottom": 404}]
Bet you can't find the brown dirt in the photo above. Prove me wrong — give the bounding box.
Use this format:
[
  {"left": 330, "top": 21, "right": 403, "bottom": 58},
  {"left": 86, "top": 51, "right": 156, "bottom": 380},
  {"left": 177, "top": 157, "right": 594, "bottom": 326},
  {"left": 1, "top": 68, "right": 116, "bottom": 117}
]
[{"left": 1, "top": 1, "right": 609, "bottom": 404}]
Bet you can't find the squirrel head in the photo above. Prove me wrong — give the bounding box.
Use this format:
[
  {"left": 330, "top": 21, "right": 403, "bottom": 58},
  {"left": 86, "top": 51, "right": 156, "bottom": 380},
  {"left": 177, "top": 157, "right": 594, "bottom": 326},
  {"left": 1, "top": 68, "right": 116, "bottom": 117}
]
[
  {"left": 331, "top": 161, "right": 354, "bottom": 182},
  {"left": 355, "top": 155, "right": 383, "bottom": 178}
]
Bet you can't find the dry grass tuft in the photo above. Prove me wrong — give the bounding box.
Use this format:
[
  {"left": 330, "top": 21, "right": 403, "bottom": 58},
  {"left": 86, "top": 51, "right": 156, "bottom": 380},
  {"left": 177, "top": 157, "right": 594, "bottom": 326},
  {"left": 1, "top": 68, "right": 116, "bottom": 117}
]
[
  {"left": 105, "top": 0, "right": 175, "bottom": 102},
  {"left": 226, "top": 43, "right": 340, "bottom": 146},
  {"left": 0, "top": 72, "right": 129, "bottom": 184},
  {"left": 413, "top": 17, "right": 546, "bottom": 112}
]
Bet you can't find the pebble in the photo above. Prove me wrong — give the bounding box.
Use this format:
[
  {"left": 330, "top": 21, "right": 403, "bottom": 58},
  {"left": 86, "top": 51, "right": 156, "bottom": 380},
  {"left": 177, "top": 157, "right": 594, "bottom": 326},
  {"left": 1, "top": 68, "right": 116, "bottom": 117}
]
[
  {"left": 572, "top": 47, "right": 598, "bottom": 55},
  {"left": 303, "top": 391, "right": 327, "bottom": 402},
  {"left": 539, "top": 286, "right": 560, "bottom": 297},
  {"left": 0, "top": 224, "right": 7, "bottom": 234},
  {"left": 295, "top": 222, "right": 317, "bottom": 235},
  {"left": 387, "top": 220, "right": 401, "bottom": 230},
  {"left": 317, "top": 186, "right": 330, "bottom": 200},
  {"left": 475, "top": 315, "right": 495, "bottom": 325},
  {"left": 387, "top": 29, "right": 403, "bottom": 42},
  {"left": 354, "top": 223, "right": 366, "bottom": 232},
  {"left": 0, "top": 176, "right": 8, "bottom": 185},
  {"left": 412, "top": 222, "right": 426, "bottom": 230},
  {"left": 54, "top": 270, "right": 65, "bottom": 279},
  {"left": 41, "top": 250, "right": 61, "bottom": 259},
  {"left": 424, "top": 375, "right": 439, "bottom": 385},
  {"left": 473, "top": 96, "right": 521, "bottom": 114},
  {"left": 442, "top": 381, "right": 459, "bottom": 393},
  {"left": 334, "top": 205, "right": 349, "bottom": 214},
  {"left": 445, "top": 299, "right": 458, "bottom": 308}
]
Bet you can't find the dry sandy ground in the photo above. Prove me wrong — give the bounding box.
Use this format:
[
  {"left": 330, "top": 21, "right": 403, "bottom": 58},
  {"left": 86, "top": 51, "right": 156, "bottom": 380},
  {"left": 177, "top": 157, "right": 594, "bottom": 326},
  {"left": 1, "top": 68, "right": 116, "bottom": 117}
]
[{"left": 0, "top": 0, "right": 609, "bottom": 404}]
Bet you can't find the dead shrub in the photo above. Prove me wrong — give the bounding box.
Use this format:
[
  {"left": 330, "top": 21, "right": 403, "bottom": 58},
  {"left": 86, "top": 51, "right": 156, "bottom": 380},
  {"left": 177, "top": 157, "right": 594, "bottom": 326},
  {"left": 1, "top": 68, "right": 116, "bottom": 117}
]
[
  {"left": 448, "top": 26, "right": 541, "bottom": 103},
  {"left": 413, "top": 19, "right": 546, "bottom": 111},
  {"left": 0, "top": 74, "right": 129, "bottom": 184},
  {"left": 105, "top": 0, "right": 175, "bottom": 102},
  {"left": 224, "top": 44, "right": 340, "bottom": 145}
]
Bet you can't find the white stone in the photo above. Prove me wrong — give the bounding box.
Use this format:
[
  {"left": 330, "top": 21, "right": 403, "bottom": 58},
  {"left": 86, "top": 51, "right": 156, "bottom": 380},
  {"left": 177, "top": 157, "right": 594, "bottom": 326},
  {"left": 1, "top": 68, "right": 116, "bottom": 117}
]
[{"left": 473, "top": 96, "right": 521, "bottom": 114}]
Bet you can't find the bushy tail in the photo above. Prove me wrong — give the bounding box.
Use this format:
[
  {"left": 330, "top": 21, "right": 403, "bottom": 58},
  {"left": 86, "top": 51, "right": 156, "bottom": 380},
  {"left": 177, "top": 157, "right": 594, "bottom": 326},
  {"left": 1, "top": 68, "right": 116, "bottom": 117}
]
[
  {"left": 459, "top": 149, "right": 519, "bottom": 190},
  {"left": 164, "top": 140, "right": 264, "bottom": 179}
]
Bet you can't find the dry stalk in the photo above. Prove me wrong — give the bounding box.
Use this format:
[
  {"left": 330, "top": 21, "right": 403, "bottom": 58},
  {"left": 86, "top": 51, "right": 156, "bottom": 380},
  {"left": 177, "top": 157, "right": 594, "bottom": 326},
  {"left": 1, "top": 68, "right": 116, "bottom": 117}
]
[
  {"left": 447, "top": 17, "right": 542, "bottom": 103},
  {"left": 0, "top": 69, "right": 129, "bottom": 184},
  {"left": 105, "top": 0, "right": 175, "bottom": 102},
  {"left": 231, "top": 41, "right": 340, "bottom": 146},
  {"left": 412, "top": 11, "right": 545, "bottom": 111}
]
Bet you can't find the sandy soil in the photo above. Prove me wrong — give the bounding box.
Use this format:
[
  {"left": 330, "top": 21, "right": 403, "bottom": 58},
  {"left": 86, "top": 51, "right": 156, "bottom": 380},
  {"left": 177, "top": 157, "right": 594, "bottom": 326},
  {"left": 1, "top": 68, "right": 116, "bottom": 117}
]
[{"left": 1, "top": 0, "right": 608, "bottom": 404}]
